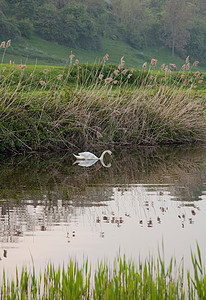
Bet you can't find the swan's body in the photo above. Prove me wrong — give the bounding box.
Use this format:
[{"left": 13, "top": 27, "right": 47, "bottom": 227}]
[
  {"left": 73, "top": 159, "right": 98, "bottom": 167},
  {"left": 73, "top": 150, "right": 112, "bottom": 161}
]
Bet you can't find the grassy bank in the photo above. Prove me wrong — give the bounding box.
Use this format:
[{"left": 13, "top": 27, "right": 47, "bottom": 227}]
[
  {"left": 0, "top": 59, "right": 205, "bottom": 153},
  {"left": 1, "top": 246, "right": 206, "bottom": 299}
]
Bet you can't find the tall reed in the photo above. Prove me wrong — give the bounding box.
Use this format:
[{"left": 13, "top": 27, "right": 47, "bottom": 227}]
[
  {"left": 0, "top": 56, "right": 205, "bottom": 152},
  {"left": 1, "top": 246, "right": 205, "bottom": 299}
]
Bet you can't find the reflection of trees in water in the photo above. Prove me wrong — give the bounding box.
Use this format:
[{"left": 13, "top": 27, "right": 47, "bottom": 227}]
[{"left": 0, "top": 145, "right": 205, "bottom": 240}]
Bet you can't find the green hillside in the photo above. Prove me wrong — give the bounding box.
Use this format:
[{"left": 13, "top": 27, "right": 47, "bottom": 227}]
[
  {"left": 1, "top": 35, "right": 206, "bottom": 72},
  {"left": 1, "top": 0, "right": 205, "bottom": 72}
]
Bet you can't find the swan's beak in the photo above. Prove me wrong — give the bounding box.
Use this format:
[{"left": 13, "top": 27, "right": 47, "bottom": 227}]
[{"left": 110, "top": 154, "right": 112, "bottom": 158}]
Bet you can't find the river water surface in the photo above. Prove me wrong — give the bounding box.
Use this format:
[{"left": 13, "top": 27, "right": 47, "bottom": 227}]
[{"left": 0, "top": 145, "right": 206, "bottom": 279}]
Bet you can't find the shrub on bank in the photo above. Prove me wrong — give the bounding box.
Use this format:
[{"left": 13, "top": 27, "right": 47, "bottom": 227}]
[
  {"left": 0, "top": 60, "right": 205, "bottom": 153},
  {"left": 0, "top": 62, "right": 206, "bottom": 91}
]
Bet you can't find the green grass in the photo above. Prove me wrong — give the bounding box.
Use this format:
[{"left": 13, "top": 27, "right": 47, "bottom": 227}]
[
  {"left": 1, "top": 35, "right": 206, "bottom": 72},
  {"left": 1, "top": 245, "right": 206, "bottom": 299},
  {"left": 0, "top": 60, "right": 205, "bottom": 153},
  {"left": 1, "top": 62, "right": 205, "bottom": 91}
]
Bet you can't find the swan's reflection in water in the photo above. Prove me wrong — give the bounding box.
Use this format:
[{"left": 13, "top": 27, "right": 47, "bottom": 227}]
[
  {"left": 0, "top": 145, "right": 205, "bottom": 278},
  {"left": 73, "top": 150, "right": 112, "bottom": 168},
  {"left": 73, "top": 159, "right": 112, "bottom": 168}
]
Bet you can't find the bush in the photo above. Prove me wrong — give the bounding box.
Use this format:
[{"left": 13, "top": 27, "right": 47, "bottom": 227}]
[
  {"left": 0, "top": 14, "right": 21, "bottom": 39},
  {"left": 18, "top": 18, "right": 34, "bottom": 38}
]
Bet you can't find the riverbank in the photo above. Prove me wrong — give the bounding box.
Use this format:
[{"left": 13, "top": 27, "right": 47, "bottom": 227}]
[{"left": 0, "top": 62, "right": 205, "bottom": 153}]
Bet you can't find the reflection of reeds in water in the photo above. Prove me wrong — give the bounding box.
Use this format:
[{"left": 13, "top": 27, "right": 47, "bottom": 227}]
[
  {"left": 110, "top": 146, "right": 205, "bottom": 229},
  {"left": 2, "top": 145, "right": 205, "bottom": 190},
  {"left": 0, "top": 146, "right": 205, "bottom": 239},
  {"left": 0, "top": 146, "right": 205, "bottom": 201}
]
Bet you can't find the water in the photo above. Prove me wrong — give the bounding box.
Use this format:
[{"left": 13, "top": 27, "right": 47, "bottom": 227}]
[{"left": 0, "top": 145, "right": 206, "bottom": 279}]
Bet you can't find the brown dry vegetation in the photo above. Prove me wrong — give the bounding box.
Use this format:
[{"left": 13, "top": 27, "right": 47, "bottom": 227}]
[{"left": 0, "top": 56, "right": 205, "bottom": 153}]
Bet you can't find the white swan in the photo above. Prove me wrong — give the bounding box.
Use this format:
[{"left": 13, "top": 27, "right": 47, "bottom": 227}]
[
  {"left": 73, "top": 159, "right": 98, "bottom": 167},
  {"left": 73, "top": 150, "right": 112, "bottom": 161}
]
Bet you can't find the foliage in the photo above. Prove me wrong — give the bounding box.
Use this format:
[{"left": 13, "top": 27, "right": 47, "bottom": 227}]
[
  {"left": 111, "top": 0, "right": 158, "bottom": 49},
  {"left": 0, "top": 0, "right": 205, "bottom": 61},
  {"left": 1, "top": 245, "right": 206, "bottom": 299},
  {"left": 17, "top": 18, "right": 34, "bottom": 38},
  {"left": 0, "top": 13, "right": 21, "bottom": 38},
  {"left": 58, "top": 4, "right": 100, "bottom": 49},
  {"left": 185, "top": 20, "right": 206, "bottom": 62},
  {"left": 34, "top": 3, "right": 60, "bottom": 42}
]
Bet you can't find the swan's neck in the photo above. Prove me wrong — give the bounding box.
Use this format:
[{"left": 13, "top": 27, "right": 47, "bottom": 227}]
[{"left": 99, "top": 150, "right": 109, "bottom": 160}]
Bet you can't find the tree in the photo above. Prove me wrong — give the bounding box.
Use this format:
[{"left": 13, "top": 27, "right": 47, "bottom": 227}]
[
  {"left": 162, "top": 0, "right": 192, "bottom": 56},
  {"left": 0, "top": 0, "right": 8, "bottom": 13},
  {"left": 185, "top": 0, "right": 206, "bottom": 61},
  {"left": 18, "top": 18, "right": 34, "bottom": 38},
  {"left": 59, "top": 3, "right": 100, "bottom": 49},
  {"left": 0, "top": 12, "right": 21, "bottom": 38},
  {"left": 111, "top": 0, "right": 157, "bottom": 48},
  {"left": 45, "top": 0, "right": 68, "bottom": 9},
  {"left": 34, "top": 3, "right": 59, "bottom": 41}
]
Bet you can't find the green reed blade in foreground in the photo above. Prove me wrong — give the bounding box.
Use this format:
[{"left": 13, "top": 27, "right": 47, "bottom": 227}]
[{"left": 1, "top": 245, "right": 206, "bottom": 299}]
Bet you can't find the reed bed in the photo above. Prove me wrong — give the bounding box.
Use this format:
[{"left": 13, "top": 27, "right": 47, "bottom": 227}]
[
  {"left": 1, "top": 245, "right": 206, "bottom": 299},
  {"left": 0, "top": 56, "right": 205, "bottom": 153}
]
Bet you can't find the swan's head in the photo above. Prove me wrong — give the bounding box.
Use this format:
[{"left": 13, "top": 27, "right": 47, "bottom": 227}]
[
  {"left": 100, "top": 150, "right": 112, "bottom": 167},
  {"left": 106, "top": 150, "right": 112, "bottom": 157}
]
